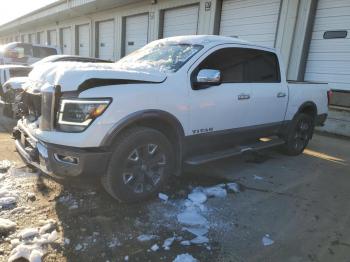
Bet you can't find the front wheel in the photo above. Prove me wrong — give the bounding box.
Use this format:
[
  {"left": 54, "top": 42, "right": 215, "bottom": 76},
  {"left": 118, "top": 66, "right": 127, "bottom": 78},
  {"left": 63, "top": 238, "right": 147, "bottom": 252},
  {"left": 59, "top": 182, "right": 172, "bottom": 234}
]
[
  {"left": 282, "top": 113, "right": 314, "bottom": 156},
  {"left": 102, "top": 127, "right": 174, "bottom": 202}
]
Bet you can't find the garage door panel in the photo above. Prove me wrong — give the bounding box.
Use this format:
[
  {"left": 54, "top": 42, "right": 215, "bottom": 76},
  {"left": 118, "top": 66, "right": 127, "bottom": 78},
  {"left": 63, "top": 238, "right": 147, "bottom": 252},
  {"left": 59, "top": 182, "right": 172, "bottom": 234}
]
[
  {"left": 98, "top": 20, "right": 115, "bottom": 61},
  {"left": 220, "top": 0, "right": 281, "bottom": 47},
  {"left": 78, "top": 24, "right": 90, "bottom": 57},
  {"left": 163, "top": 5, "right": 199, "bottom": 38},
  {"left": 305, "top": 73, "right": 350, "bottom": 86},
  {"left": 125, "top": 14, "right": 149, "bottom": 55},
  {"left": 306, "top": 61, "right": 350, "bottom": 75},
  {"left": 307, "top": 52, "right": 350, "bottom": 61},
  {"left": 222, "top": 4, "right": 280, "bottom": 18},
  {"left": 318, "top": 0, "right": 350, "bottom": 9},
  {"left": 61, "top": 28, "right": 72, "bottom": 55},
  {"left": 309, "top": 40, "right": 350, "bottom": 53},
  {"left": 316, "top": 7, "right": 350, "bottom": 18},
  {"left": 305, "top": 0, "right": 350, "bottom": 91}
]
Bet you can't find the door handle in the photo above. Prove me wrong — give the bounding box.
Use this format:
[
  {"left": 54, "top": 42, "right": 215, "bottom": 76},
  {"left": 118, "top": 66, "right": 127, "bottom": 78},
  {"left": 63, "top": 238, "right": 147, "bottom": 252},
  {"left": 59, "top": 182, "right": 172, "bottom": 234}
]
[
  {"left": 277, "top": 92, "right": 286, "bottom": 98},
  {"left": 238, "top": 94, "right": 250, "bottom": 100}
]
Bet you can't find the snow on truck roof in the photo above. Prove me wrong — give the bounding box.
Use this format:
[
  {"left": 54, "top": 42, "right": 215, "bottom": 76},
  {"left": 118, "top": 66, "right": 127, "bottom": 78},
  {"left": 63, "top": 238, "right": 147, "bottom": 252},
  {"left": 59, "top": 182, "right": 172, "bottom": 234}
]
[{"left": 154, "top": 35, "right": 274, "bottom": 50}]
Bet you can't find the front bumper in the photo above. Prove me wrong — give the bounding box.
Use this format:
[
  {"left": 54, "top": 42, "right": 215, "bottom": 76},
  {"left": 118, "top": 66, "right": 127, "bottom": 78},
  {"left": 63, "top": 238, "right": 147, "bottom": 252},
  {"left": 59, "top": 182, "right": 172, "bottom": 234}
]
[{"left": 13, "top": 125, "right": 111, "bottom": 178}]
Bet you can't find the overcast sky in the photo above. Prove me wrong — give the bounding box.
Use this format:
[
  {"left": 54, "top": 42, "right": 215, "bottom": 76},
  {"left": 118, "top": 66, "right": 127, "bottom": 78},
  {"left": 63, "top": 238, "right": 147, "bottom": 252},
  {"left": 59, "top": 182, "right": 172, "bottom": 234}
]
[{"left": 0, "top": 0, "right": 57, "bottom": 26}]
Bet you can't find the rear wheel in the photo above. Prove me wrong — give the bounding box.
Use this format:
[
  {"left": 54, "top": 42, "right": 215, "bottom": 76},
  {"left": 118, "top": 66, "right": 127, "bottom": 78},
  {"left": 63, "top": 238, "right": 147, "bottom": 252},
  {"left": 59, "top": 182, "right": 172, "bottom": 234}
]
[
  {"left": 282, "top": 113, "right": 314, "bottom": 156},
  {"left": 102, "top": 127, "right": 174, "bottom": 202}
]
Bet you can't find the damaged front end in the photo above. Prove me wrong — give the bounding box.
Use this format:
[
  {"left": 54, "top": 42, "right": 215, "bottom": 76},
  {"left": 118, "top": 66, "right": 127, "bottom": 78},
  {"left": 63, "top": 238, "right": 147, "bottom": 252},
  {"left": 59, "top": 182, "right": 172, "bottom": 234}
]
[{"left": 13, "top": 83, "right": 60, "bottom": 174}]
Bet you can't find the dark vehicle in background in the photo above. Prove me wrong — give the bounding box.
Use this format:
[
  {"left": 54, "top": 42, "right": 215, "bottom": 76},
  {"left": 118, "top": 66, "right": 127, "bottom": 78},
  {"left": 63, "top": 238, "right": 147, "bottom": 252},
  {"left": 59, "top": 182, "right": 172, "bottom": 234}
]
[{"left": 0, "top": 42, "right": 60, "bottom": 66}]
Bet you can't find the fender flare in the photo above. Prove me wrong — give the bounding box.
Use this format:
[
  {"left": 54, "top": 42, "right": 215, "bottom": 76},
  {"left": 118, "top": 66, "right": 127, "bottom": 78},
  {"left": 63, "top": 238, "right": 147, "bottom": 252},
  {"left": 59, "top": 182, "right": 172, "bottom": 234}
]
[
  {"left": 296, "top": 101, "right": 318, "bottom": 118},
  {"left": 100, "top": 110, "right": 185, "bottom": 175},
  {"left": 101, "top": 109, "right": 185, "bottom": 147}
]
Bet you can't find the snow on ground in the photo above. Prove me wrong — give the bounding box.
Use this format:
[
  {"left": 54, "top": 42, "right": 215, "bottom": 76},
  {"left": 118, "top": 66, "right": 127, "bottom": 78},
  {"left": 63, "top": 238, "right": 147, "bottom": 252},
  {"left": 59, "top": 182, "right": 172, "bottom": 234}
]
[
  {"left": 173, "top": 253, "right": 198, "bottom": 262},
  {"left": 0, "top": 161, "right": 60, "bottom": 262},
  {"left": 262, "top": 234, "right": 274, "bottom": 246}
]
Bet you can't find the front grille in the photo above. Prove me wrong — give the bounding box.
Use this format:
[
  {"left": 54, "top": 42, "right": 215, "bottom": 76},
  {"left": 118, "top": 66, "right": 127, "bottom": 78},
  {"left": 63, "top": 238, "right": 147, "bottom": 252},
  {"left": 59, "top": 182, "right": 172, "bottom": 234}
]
[
  {"left": 22, "top": 92, "right": 42, "bottom": 120},
  {"left": 39, "top": 85, "right": 56, "bottom": 131}
]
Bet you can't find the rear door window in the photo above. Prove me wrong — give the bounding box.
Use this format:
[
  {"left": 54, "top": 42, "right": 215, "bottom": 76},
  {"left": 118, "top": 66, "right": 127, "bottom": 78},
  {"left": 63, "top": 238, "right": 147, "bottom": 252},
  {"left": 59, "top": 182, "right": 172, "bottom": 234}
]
[{"left": 196, "top": 47, "right": 280, "bottom": 83}]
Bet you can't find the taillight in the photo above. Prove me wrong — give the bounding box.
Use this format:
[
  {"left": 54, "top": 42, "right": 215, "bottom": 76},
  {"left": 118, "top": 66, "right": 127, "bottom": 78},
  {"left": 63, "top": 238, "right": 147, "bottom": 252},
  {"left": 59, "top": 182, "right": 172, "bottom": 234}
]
[{"left": 327, "top": 90, "right": 333, "bottom": 106}]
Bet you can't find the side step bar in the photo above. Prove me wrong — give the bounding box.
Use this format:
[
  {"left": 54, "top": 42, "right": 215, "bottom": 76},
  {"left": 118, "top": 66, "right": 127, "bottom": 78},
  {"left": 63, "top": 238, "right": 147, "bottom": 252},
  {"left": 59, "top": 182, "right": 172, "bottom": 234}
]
[{"left": 185, "top": 138, "right": 285, "bottom": 165}]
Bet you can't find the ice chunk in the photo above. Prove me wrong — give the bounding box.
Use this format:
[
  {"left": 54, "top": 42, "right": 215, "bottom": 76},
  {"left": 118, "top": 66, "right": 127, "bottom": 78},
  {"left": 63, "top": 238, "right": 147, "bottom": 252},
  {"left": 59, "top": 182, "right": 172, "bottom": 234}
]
[
  {"left": 8, "top": 244, "right": 31, "bottom": 262},
  {"left": 162, "top": 237, "right": 175, "bottom": 250},
  {"left": 177, "top": 210, "right": 208, "bottom": 227},
  {"left": 47, "top": 230, "right": 58, "bottom": 242},
  {"left": 0, "top": 196, "right": 16, "bottom": 206},
  {"left": 173, "top": 253, "right": 198, "bottom": 262},
  {"left": 190, "top": 235, "right": 209, "bottom": 244},
  {"left": 108, "top": 237, "right": 121, "bottom": 248},
  {"left": 10, "top": 239, "right": 20, "bottom": 248},
  {"left": 64, "top": 238, "right": 70, "bottom": 245},
  {"left": 203, "top": 186, "right": 227, "bottom": 198},
  {"left": 29, "top": 249, "right": 43, "bottom": 262},
  {"left": 137, "top": 234, "right": 157, "bottom": 242},
  {"left": 227, "top": 182, "right": 240, "bottom": 193},
  {"left": 262, "top": 234, "right": 274, "bottom": 246},
  {"left": 124, "top": 256, "right": 129, "bottom": 261},
  {"left": 20, "top": 228, "right": 39, "bottom": 239},
  {"left": 183, "top": 227, "right": 208, "bottom": 237},
  {"left": 75, "top": 244, "right": 83, "bottom": 251},
  {"left": 180, "top": 240, "right": 191, "bottom": 246},
  {"left": 150, "top": 244, "right": 159, "bottom": 252},
  {"left": 254, "top": 175, "right": 264, "bottom": 180},
  {"left": 158, "top": 193, "right": 169, "bottom": 201},
  {"left": 39, "top": 221, "right": 55, "bottom": 234},
  {"left": 188, "top": 192, "right": 207, "bottom": 204},
  {"left": 0, "top": 218, "right": 16, "bottom": 234}
]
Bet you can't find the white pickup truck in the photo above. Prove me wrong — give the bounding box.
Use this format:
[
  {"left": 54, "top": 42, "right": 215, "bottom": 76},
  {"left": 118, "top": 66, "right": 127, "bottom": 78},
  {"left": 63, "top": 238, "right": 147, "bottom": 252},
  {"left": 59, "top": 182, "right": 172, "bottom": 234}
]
[{"left": 13, "top": 35, "right": 330, "bottom": 202}]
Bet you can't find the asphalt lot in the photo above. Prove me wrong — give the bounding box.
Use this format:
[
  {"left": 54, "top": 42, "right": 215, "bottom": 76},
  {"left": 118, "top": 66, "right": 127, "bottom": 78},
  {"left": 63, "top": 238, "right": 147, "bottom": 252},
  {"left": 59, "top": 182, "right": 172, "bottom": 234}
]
[{"left": 0, "top": 113, "right": 349, "bottom": 262}]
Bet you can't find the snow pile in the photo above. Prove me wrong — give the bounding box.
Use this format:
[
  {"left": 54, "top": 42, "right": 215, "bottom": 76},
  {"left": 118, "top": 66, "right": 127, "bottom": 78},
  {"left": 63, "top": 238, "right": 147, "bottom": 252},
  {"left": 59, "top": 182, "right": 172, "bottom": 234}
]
[
  {"left": 0, "top": 218, "right": 16, "bottom": 234},
  {"left": 8, "top": 220, "right": 59, "bottom": 262},
  {"left": 173, "top": 253, "right": 198, "bottom": 262},
  {"left": 0, "top": 160, "right": 12, "bottom": 172},
  {"left": 0, "top": 181, "right": 18, "bottom": 208}
]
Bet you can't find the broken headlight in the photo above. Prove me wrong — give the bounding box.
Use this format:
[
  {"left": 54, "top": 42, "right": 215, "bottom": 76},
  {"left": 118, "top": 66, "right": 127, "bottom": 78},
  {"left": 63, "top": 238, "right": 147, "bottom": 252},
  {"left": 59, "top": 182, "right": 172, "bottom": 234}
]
[{"left": 57, "top": 98, "right": 111, "bottom": 132}]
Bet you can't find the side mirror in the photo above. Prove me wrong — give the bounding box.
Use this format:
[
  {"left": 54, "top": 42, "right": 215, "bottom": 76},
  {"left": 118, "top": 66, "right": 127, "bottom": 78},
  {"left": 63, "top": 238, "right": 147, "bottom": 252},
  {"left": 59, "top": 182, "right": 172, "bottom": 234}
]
[{"left": 194, "top": 69, "right": 221, "bottom": 89}]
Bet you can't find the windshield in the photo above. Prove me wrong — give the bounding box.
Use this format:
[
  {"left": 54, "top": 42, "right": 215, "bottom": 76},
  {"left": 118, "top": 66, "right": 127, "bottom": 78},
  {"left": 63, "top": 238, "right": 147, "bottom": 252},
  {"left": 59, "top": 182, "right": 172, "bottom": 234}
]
[{"left": 116, "top": 43, "right": 203, "bottom": 73}]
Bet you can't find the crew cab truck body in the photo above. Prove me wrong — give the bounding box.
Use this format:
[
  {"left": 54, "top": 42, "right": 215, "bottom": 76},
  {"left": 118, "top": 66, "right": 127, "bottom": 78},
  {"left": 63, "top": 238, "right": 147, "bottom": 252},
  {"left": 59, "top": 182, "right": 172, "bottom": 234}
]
[{"left": 13, "top": 35, "right": 329, "bottom": 202}]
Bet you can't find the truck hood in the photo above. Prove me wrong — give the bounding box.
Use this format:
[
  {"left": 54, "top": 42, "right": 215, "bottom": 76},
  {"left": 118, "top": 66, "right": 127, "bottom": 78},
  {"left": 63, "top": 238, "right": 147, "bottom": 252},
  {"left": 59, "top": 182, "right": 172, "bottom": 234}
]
[{"left": 28, "top": 62, "right": 167, "bottom": 92}]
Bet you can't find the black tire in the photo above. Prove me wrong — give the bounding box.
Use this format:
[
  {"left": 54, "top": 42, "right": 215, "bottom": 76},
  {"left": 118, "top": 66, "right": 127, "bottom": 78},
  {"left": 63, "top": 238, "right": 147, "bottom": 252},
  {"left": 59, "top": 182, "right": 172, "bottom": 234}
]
[
  {"left": 282, "top": 113, "right": 314, "bottom": 156},
  {"left": 101, "top": 127, "right": 174, "bottom": 202}
]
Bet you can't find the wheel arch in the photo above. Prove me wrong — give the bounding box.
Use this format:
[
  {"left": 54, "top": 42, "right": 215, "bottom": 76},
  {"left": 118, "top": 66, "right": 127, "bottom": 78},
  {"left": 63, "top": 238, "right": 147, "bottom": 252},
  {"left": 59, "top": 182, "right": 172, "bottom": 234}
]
[
  {"left": 296, "top": 101, "right": 318, "bottom": 119},
  {"left": 101, "top": 110, "right": 185, "bottom": 175}
]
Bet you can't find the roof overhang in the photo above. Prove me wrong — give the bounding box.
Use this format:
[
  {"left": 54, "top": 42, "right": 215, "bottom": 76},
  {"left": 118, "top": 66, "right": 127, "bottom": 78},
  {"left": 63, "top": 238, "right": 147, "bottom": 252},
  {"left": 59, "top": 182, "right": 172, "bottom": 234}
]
[{"left": 0, "top": 0, "right": 142, "bottom": 34}]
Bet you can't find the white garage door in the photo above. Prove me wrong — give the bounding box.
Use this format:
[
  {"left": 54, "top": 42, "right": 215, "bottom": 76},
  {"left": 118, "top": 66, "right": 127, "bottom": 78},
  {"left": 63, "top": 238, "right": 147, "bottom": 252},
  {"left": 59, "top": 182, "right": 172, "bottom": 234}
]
[
  {"left": 29, "top": 33, "right": 36, "bottom": 44},
  {"left": 78, "top": 24, "right": 90, "bottom": 57},
  {"left": 48, "top": 30, "right": 57, "bottom": 46},
  {"left": 305, "top": 0, "right": 350, "bottom": 92},
  {"left": 162, "top": 5, "right": 199, "bottom": 38},
  {"left": 219, "top": 0, "right": 281, "bottom": 47},
  {"left": 61, "top": 27, "right": 72, "bottom": 55},
  {"left": 98, "top": 20, "right": 115, "bottom": 61},
  {"left": 37, "top": 32, "right": 45, "bottom": 45},
  {"left": 125, "top": 14, "right": 149, "bottom": 55}
]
